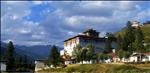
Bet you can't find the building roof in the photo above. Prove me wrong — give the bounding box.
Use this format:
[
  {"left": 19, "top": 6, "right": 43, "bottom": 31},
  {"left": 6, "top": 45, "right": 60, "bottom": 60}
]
[
  {"left": 131, "top": 53, "right": 147, "bottom": 57},
  {"left": 64, "top": 35, "right": 117, "bottom": 42},
  {"left": 144, "top": 52, "right": 150, "bottom": 55},
  {"left": 83, "top": 28, "right": 99, "bottom": 34},
  {"left": 35, "top": 59, "right": 48, "bottom": 64}
]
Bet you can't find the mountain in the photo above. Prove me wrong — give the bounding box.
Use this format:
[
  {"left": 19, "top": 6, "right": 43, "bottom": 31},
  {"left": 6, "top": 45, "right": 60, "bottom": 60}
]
[
  {"left": 0, "top": 42, "right": 63, "bottom": 62},
  {"left": 15, "top": 45, "right": 63, "bottom": 60},
  {"left": 0, "top": 42, "right": 35, "bottom": 62}
]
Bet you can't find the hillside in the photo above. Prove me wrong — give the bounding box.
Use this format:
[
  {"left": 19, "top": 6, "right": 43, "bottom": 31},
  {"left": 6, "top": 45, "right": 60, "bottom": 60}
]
[
  {"left": 116, "top": 24, "right": 150, "bottom": 42},
  {"left": 141, "top": 24, "right": 150, "bottom": 43}
]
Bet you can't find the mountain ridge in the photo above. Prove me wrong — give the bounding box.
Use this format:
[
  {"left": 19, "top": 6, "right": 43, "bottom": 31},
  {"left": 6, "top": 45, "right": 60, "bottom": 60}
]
[{"left": 0, "top": 42, "right": 63, "bottom": 62}]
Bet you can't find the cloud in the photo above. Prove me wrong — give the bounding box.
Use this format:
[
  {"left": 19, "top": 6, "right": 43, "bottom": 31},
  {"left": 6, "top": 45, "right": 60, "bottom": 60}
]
[{"left": 1, "top": 1, "right": 149, "bottom": 46}]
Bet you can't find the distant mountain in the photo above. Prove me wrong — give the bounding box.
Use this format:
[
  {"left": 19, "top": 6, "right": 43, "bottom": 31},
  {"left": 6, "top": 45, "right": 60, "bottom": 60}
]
[
  {"left": 0, "top": 42, "right": 63, "bottom": 61},
  {"left": 15, "top": 45, "right": 63, "bottom": 60},
  {"left": 0, "top": 42, "right": 35, "bottom": 62}
]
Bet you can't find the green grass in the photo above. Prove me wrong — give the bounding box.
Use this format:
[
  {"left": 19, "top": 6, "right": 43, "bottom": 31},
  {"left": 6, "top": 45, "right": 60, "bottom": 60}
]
[
  {"left": 37, "top": 63, "right": 150, "bottom": 73},
  {"left": 107, "top": 65, "right": 150, "bottom": 73}
]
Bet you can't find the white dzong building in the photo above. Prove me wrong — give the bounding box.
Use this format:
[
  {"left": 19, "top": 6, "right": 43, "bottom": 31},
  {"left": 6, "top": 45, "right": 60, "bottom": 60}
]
[
  {"left": 130, "top": 21, "right": 142, "bottom": 28},
  {"left": 60, "top": 29, "right": 117, "bottom": 56}
]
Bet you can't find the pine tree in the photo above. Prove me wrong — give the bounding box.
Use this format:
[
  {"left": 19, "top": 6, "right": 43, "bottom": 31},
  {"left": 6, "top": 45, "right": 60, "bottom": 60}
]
[
  {"left": 6, "top": 41, "right": 15, "bottom": 71},
  {"left": 124, "top": 21, "right": 135, "bottom": 51},
  {"left": 23, "top": 55, "right": 28, "bottom": 70},
  {"left": 48, "top": 45, "right": 60, "bottom": 67},
  {"left": 117, "top": 21, "right": 136, "bottom": 58},
  {"left": 15, "top": 56, "right": 23, "bottom": 71},
  {"left": 126, "top": 21, "right": 135, "bottom": 44},
  {"left": 16, "top": 56, "right": 22, "bottom": 65},
  {"left": 133, "top": 27, "right": 144, "bottom": 52}
]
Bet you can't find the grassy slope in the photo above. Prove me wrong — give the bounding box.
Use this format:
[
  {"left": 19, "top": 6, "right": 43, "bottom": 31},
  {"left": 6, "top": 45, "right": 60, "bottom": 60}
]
[
  {"left": 37, "top": 63, "right": 150, "bottom": 73},
  {"left": 115, "top": 24, "right": 150, "bottom": 42},
  {"left": 141, "top": 24, "right": 150, "bottom": 42}
]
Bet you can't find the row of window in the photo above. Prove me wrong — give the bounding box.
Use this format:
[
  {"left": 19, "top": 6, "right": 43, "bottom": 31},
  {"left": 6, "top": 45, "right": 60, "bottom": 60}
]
[{"left": 64, "top": 38, "right": 78, "bottom": 46}]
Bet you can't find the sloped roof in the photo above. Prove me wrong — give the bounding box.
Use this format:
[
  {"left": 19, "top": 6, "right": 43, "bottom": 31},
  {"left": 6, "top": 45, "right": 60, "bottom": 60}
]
[{"left": 64, "top": 35, "right": 117, "bottom": 42}]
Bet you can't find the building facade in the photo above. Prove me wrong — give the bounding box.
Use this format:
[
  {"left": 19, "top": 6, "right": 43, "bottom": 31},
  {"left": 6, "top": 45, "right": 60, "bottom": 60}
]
[
  {"left": 61, "top": 29, "right": 117, "bottom": 56},
  {"left": 35, "top": 59, "right": 49, "bottom": 71},
  {"left": 129, "top": 52, "right": 150, "bottom": 62}
]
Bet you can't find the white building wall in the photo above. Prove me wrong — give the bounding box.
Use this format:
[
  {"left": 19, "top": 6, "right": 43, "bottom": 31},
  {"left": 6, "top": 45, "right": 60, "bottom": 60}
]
[
  {"left": 64, "top": 38, "right": 79, "bottom": 56},
  {"left": 0, "top": 62, "right": 6, "bottom": 72},
  {"left": 35, "top": 61, "right": 45, "bottom": 71},
  {"left": 64, "top": 37, "right": 117, "bottom": 56},
  {"left": 148, "top": 55, "right": 150, "bottom": 61},
  {"left": 65, "top": 61, "right": 73, "bottom": 65},
  {"left": 130, "top": 56, "right": 138, "bottom": 62},
  {"left": 60, "top": 50, "right": 65, "bottom": 55}
]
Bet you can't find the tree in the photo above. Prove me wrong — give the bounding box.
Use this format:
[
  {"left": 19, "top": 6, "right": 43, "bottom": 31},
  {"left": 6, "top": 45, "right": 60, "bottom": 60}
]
[
  {"left": 16, "top": 56, "right": 23, "bottom": 68},
  {"left": 23, "top": 55, "right": 28, "bottom": 69},
  {"left": 105, "top": 32, "right": 114, "bottom": 37},
  {"left": 98, "top": 53, "right": 111, "bottom": 60},
  {"left": 116, "top": 21, "right": 136, "bottom": 59},
  {"left": 86, "top": 44, "right": 95, "bottom": 61},
  {"left": 48, "top": 45, "right": 60, "bottom": 67},
  {"left": 117, "top": 49, "right": 125, "bottom": 60},
  {"left": 126, "top": 21, "right": 135, "bottom": 44},
  {"left": 81, "top": 49, "right": 88, "bottom": 61},
  {"left": 123, "top": 21, "right": 135, "bottom": 51},
  {"left": 73, "top": 44, "right": 82, "bottom": 62},
  {"left": 145, "top": 44, "right": 150, "bottom": 52},
  {"left": 124, "top": 51, "right": 131, "bottom": 59},
  {"left": 133, "top": 27, "right": 144, "bottom": 52},
  {"left": 6, "top": 41, "right": 15, "bottom": 71},
  {"left": 117, "top": 35, "right": 123, "bottom": 50},
  {"left": 104, "top": 36, "right": 112, "bottom": 53}
]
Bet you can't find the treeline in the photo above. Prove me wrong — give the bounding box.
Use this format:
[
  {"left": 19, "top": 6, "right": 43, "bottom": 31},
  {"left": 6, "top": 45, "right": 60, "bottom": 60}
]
[{"left": 4, "top": 41, "right": 34, "bottom": 72}]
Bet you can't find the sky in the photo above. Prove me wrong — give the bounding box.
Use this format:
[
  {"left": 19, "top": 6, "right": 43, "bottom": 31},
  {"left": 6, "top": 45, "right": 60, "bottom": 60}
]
[{"left": 1, "top": 1, "right": 150, "bottom": 46}]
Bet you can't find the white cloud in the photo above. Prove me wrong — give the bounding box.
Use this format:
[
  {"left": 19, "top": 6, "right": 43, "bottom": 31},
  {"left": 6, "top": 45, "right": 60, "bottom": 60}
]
[
  {"left": 11, "top": 14, "right": 18, "bottom": 20},
  {"left": 132, "top": 9, "right": 150, "bottom": 21},
  {"left": 80, "top": 1, "right": 104, "bottom": 9},
  {"left": 32, "top": 1, "right": 43, "bottom": 5},
  {"left": 19, "top": 29, "right": 31, "bottom": 34},
  {"left": 65, "top": 16, "right": 81, "bottom": 26},
  {"left": 1, "top": 1, "right": 149, "bottom": 46},
  {"left": 32, "top": 35, "right": 42, "bottom": 39},
  {"left": 68, "top": 31, "right": 77, "bottom": 36}
]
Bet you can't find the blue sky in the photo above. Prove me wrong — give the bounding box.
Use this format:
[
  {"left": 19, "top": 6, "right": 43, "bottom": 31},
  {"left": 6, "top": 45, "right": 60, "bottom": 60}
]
[{"left": 1, "top": 1, "right": 150, "bottom": 46}]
